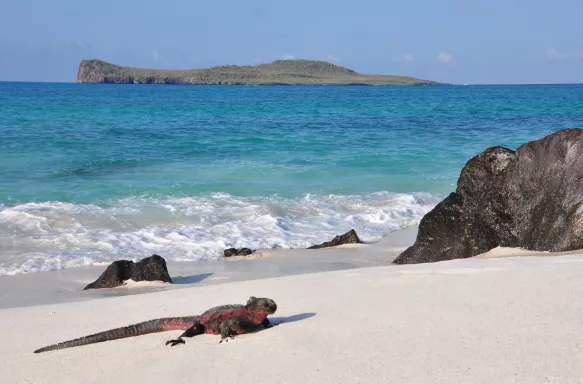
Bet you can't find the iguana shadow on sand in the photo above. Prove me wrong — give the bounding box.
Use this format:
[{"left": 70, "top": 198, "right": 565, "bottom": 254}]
[{"left": 34, "top": 297, "right": 282, "bottom": 353}]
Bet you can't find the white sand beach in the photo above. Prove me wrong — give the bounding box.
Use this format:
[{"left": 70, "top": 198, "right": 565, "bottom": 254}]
[{"left": 2, "top": 227, "right": 583, "bottom": 383}]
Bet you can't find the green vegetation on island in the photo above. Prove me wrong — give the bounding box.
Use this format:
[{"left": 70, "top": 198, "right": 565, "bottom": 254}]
[{"left": 77, "top": 59, "right": 444, "bottom": 86}]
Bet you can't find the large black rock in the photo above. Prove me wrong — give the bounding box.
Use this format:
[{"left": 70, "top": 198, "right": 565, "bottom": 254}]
[
  {"left": 308, "top": 229, "right": 362, "bottom": 249},
  {"left": 395, "top": 128, "right": 583, "bottom": 264},
  {"left": 84, "top": 254, "right": 173, "bottom": 290}
]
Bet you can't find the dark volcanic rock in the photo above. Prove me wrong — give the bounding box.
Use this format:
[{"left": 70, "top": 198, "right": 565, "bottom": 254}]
[
  {"left": 308, "top": 229, "right": 362, "bottom": 249},
  {"left": 395, "top": 128, "right": 583, "bottom": 264},
  {"left": 84, "top": 254, "right": 173, "bottom": 290},
  {"left": 223, "top": 248, "right": 254, "bottom": 257}
]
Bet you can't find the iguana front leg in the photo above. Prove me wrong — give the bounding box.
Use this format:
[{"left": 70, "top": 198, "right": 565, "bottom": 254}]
[
  {"left": 218, "top": 318, "right": 259, "bottom": 343},
  {"left": 166, "top": 323, "right": 204, "bottom": 347},
  {"left": 219, "top": 323, "right": 236, "bottom": 343},
  {"left": 262, "top": 318, "right": 274, "bottom": 329}
]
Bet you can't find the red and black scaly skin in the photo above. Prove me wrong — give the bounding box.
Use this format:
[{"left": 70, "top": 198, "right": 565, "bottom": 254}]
[
  {"left": 33, "top": 297, "right": 277, "bottom": 353},
  {"left": 165, "top": 296, "right": 277, "bottom": 346}
]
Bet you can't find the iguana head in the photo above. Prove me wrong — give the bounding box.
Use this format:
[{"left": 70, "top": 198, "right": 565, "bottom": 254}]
[{"left": 246, "top": 296, "right": 277, "bottom": 314}]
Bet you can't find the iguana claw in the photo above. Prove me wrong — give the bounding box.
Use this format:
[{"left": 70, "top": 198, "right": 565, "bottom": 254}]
[
  {"left": 166, "top": 338, "right": 185, "bottom": 347},
  {"left": 219, "top": 337, "right": 234, "bottom": 344}
]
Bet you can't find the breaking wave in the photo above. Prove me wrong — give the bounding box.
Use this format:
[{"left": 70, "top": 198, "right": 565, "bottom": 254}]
[{"left": 0, "top": 191, "right": 440, "bottom": 275}]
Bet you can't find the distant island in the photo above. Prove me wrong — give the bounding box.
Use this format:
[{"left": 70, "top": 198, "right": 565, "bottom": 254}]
[{"left": 77, "top": 59, "right": 444, "bottom": 86}]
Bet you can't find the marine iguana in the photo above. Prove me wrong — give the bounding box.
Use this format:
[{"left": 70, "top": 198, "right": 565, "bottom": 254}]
[{"left": 34, "top": 297, "right": 277, "bottom": 353}]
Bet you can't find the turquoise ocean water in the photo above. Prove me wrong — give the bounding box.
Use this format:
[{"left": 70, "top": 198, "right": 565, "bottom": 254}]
[{"left": 1, "top": 83, "right": 582, "bottom": 274}]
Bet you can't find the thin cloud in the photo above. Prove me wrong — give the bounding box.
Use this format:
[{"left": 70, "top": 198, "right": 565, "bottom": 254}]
[
  {"left": 283, "top": 55, "right": 295, "bottom": 60},
  {"left": 438, "top": 52, "right": 454, "bottom": 64},
  {"left": 547, "top": 48, "right": 583, "bottom": 59},
  {"left": 395, "top": 54, "right": 416, "bottom": 64},
  {"left": 327, "top": 54, "right": 341, "bottom": 62},
  {"left": 545, "top": 47, "right": 566, "bottom": 59},
  {"left": 403, "top": 54, "right": 415, "bottom": 62},
  {"left": 152, "top": 50, "right": 160, "bottom": 60}
]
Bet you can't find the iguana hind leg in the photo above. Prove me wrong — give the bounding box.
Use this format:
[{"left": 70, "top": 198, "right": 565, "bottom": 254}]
[{"left": 166, "top": 323, "right": 204, "bottom": 347}]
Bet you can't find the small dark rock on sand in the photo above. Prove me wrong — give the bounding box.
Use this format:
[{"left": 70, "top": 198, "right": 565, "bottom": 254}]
[
  {"left": 308, "top": 229, "right": 362, "bottom": 249},
  {"left": 84, "top": 254, "right": 173, "bottom": 290},
  {"left": 224, "top": 248, "right": 255, "bottom": 257}
]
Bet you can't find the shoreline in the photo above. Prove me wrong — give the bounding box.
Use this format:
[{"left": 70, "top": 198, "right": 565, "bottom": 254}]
[
  {"left": 3, "top": 224, "right": 583, "bottom": 310},
  {"left": 0, "top": 226, "right": 418, "bottom": 309},
  {"left": 3, "top": 223, "right": 583, "bottom": 310}
]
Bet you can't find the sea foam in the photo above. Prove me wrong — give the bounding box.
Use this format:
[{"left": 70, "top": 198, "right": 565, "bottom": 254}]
[{"left": 0, "top": 191, "right": 439, "bottom": 275}]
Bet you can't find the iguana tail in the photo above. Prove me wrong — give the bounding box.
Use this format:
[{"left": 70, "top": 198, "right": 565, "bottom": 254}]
[{"left": 34, "top": 316, "right": 197, "bottom": 353}]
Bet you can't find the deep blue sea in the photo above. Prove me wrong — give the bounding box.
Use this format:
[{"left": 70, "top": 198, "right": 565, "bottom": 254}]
[{"left": 1, "top": 83, "right": 582, "bottom": 275}]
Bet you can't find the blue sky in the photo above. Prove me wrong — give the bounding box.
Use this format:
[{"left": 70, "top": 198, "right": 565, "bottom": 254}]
[{"left": 1, "top": 0, "right": 581, "bottom": 84}]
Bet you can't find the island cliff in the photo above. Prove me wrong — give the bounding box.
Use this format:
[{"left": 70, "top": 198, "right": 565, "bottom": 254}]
[{"left": 77, "top": 59, "right": 443, "bottom": 86}]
